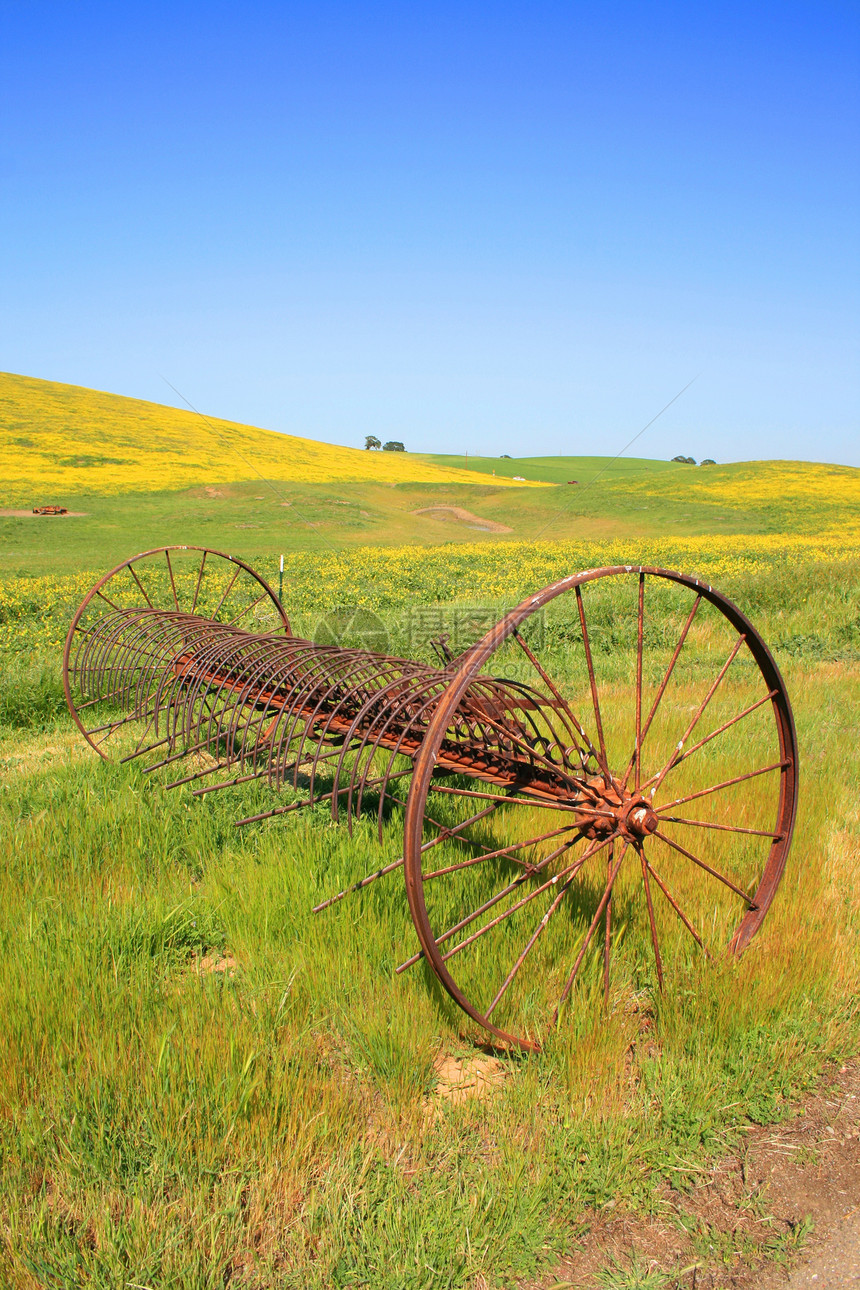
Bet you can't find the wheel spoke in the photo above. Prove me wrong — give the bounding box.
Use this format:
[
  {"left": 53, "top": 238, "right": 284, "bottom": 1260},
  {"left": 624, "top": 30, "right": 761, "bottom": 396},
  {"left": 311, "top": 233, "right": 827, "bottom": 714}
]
[
  {"left": 127, "top": 563, "right": 155, "bottom": 610},
  {"left": 439, "top": 839, "right": 586, "bottom": 966},
  {"left": 641, "top": 847, "right": 708, "bottom": 954},
  {"left": 118, "top": 735, "right": 171, "bottom": 762},
  {"left": 191, "top": 550, "right": 207, "bottom": 615},
  {"left": 658, "top": 760, "right": 789, "bottom": 811},
  {"left": 553, "top": 841, "right": 630, "bottom": 1019},
  {"left": 428, "top": 783, "right": 584, "bottom": 814},
  {"left": 95, "top": 588, "right": 124, "bottom": 613},
  {"left": 471, "top": 709, "right": 583, "bottom": 788},
  {"left": 633, "top": 572, "right": 645, "bottom": 791},
  {"left": 225, "top": 592, "right": 270, "bottom": 629},
  {"left": 511, "top": 627, "right": 602, "bottom": 770},
  {"left": 575, "top": 585, "right": 609, "bottom": 777},
  {"left": 164, "top": 549, "right": 180, "bottom": 611},
  {"left": 397, "top": 833, "right": 614, "bottom": 973},
  {"left": 642, "top": 692, "right": 778, "bottom": 796},
  {"left": 423, "top": 821, "right": 576, "bottom": 880},
  {"left": 659, "top": 815, "right": 782, "bottom": 839},
  {"left": 603, "top": 842, "right": 614, "bottom": 1005},
  {"left": 638, "top": 842, "right": 664, "bottom": 990},
  {"left": 165, "top": 761, "right": 226, "bottom": 790},
  {"left": 211, "top": 567, "right": 241, "bottom": 620},
  {"left": 622, "top": 593, "right": 702, "bottom": 788},
  {"left": 485, "top": 873, "right": 577, "bottom": 1018},
  {"left": 652, "top": 829, "right": 754, "bottom": 904},
  {"left": 313, "top": 797, "right": 509, "bottom": 911},
  {"left": 234, "top": 765, "right": 417, "bottom": 828},
  {"left": 85, "top": 705, "right": 157, "bottom": 738},
  {"left": 644, "top": 633, "right": 747, "bottom": 799}
]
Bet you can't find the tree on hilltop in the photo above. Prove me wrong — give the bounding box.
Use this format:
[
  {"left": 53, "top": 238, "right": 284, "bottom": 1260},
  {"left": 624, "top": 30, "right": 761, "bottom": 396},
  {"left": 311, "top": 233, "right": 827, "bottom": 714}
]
[
  {"left": 364, "top": 435, "right": 381, "bottom": 450},
  {"left": 383, "top": 441, "right": 405, "bottom": 452}
]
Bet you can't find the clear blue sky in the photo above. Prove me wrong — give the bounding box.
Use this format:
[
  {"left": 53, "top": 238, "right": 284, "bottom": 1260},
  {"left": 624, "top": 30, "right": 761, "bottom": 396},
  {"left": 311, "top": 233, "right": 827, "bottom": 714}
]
[{"left": 1, "top": 2, "right": 857, "bottom": 464}]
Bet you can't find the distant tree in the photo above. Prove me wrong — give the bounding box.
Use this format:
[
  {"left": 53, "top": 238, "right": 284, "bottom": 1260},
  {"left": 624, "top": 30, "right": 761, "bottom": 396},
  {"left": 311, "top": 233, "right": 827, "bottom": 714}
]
[
  {"left": 364, "top": 435, "right": 381, "bottom": 450},
  {"left": 500, "top": 454, "right": 512, "bottom": 459},
  {"left": 671, "top": 455, "right": 696, "bottom": 464},
  {"left": 383, "top": 440, "right": 405, "bottom": 452},
  {"left": 700, "top": 458, "right": 716, "bottom": 466}
]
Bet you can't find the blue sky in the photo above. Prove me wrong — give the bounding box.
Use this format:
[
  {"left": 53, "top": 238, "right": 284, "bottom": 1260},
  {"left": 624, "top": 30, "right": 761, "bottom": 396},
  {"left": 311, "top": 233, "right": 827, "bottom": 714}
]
[{"left": 1, "top": 2, "right": 857, "bottom": 464}]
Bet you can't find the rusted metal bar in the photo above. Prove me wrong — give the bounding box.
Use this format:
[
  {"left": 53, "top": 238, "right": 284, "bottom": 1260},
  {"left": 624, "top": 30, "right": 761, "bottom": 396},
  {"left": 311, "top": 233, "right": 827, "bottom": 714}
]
[{"left": 64, "top": 546, "right": 799, "bottom": 1053}]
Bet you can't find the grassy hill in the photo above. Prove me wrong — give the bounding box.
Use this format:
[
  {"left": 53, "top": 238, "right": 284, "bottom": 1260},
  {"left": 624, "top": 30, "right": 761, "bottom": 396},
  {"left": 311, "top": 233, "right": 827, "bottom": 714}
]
[
  {"left": 0, "top": 371, "right": 543, "bottom": 500},
  {"left": 2, "top": 371, "right": 858, "bottom": 577},
  {"left": 417, "top": 452, "right": 680, "bottom": 485}
]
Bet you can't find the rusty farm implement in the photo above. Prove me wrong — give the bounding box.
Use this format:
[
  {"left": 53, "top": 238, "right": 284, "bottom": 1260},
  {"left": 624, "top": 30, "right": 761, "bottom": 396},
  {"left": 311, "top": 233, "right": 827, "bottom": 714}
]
[{"left": 64, "top": 546, "right": 798, "bottom": 1051}]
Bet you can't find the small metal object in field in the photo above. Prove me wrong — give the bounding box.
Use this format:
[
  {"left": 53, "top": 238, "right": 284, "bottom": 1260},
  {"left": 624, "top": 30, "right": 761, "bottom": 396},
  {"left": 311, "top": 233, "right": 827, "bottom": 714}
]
[
  {"left": 64, "top": 546, "right": 798, "bottom": 1051},
  {"left": 32, "top": 505, "right": 68, "bottom": 516}
]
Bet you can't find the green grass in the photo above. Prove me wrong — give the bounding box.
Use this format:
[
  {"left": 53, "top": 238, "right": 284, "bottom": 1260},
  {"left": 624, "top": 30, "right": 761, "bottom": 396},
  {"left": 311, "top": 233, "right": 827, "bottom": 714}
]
[
  {"left": 415, "top": 454, "right": 681, "bottom": 485},
  {"left": 2, "top": 543, "right": 859, "bottom": 1286},
  {"left": 3, "top": 463, "right": 851, "bottom": 583},
  {"left": 1, "top": 431, "right": 859, "bottom": 1285}
]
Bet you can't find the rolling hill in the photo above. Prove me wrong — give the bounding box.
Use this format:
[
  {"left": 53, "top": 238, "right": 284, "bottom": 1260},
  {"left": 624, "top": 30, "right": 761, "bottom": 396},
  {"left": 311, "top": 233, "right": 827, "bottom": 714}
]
[{"left": 0, "top": 372, "right": 544, "bottom": 501}]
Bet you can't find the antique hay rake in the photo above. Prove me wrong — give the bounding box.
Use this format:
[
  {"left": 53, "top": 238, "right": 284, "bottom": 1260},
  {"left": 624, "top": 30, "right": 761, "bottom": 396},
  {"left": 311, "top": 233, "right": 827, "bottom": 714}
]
[{"left": 64, "top": 546, "right": 798, "bottom": 1051}]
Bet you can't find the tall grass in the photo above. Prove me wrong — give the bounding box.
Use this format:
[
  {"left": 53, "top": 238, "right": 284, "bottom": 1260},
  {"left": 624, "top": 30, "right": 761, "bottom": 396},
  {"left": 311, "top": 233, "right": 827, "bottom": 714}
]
[{"left": 0, "top": 560, "right": 858, "bottom": 1286}]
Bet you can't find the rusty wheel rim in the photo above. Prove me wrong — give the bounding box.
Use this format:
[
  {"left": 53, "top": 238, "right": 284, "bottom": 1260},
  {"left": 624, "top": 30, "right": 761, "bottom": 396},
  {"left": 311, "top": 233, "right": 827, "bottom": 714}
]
[
  {"left": 63, "top": 546, "right": 289, "bottom": 760},
  {"left": 402, "top": 566, "right": 798, "bottom": 1052}
]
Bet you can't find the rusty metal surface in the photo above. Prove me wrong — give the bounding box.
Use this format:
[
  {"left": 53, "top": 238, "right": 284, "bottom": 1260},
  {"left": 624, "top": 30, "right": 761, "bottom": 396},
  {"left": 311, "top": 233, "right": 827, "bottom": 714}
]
[{"left": 64, "top": 547, "right": 799, "bottom": 1051}]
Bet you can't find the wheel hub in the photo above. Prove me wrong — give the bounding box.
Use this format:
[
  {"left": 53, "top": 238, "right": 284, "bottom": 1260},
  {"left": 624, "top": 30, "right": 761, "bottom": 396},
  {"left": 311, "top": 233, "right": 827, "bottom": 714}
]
[{"left": 577, "top": 779, "right": 659, "bottom": 841}]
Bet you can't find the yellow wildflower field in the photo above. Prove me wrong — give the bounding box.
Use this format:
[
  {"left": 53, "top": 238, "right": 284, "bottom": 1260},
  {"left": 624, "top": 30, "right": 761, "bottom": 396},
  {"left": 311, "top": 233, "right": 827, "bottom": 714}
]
[
  {"left": 611, "top": 458, "right": 860, "bottom": 512},
  {"left": 4, "top": 530, "right": 858, "bottom": 653},
  {"left": 0, "top": 371, "right": 544, "bottom": 499}
]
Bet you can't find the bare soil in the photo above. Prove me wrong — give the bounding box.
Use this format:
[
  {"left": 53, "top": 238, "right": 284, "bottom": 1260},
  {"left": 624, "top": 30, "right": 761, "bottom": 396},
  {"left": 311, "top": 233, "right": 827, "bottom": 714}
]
[
  {"left": 522, "top": 1058, "right": 860, "bottom": 1289},
  {"left": 411, "top": 505, "right": 512, "bottom": 533},
  {"left": 0, "top": 509, "right": 88, "bottom": 517}
]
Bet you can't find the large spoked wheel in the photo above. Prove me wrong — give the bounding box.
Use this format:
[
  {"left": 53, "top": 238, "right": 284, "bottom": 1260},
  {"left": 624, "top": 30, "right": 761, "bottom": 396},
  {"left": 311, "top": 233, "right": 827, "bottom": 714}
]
[
  {"left": 63, "top": 546, "right": 289, "bottom": 760},
  {"left": 402, "top": 566, "right": 798, "bottom": 1052}
]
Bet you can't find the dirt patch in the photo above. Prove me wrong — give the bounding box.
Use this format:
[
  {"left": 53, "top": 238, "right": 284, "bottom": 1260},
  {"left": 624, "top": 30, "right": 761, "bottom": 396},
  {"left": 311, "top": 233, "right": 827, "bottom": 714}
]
[
  {"left": 411, "top": 506, "right": 512, "bottom": 533},
  {"left": 195, "top": 953, "right": 238, "bottom": 977},
  {"left": 423, "top": 1054, "right": 507, "bottom": 1120},
  {"left": 0, "top": 509, "right": 88, "bottom": 518},
  {"left": 523, "top": 1059, "right": 860, "bottom": 1289}
]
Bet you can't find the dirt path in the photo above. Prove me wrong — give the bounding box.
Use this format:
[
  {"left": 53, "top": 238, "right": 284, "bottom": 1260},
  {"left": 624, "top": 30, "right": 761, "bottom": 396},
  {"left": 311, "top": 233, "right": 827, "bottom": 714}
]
[
  {"left": 523, "top": 1059, "right": 860, "bottom": 1289},
  {"left": 783, "top": 1208, "right": 860, "bottom": 1287},
  {"left": 411, "top": 505, "right": 512, "bottom": 533}
]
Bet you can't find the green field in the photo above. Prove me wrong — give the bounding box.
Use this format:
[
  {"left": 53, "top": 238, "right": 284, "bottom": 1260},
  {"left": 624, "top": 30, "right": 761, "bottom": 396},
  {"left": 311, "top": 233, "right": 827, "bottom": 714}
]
[
  {"left": 2, "top": 378, "right": 860, "bottom": 1287},
  {"left": 416, "top": 452, "right": 681, "bottom": 485},
  {"left": 4, "top": 456, "right": 858, "bottom": 583}
]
